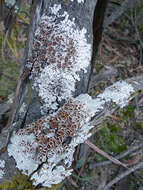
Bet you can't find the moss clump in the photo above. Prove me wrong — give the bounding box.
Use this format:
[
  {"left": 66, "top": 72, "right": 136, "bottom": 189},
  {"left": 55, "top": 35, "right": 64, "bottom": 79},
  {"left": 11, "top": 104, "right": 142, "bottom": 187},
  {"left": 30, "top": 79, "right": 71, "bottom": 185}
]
[
  {"left": 0, "top": 60, "right": 20, "bottom": 100},
  {"left": 122, "top": 105, "right": 134, "bottom": 118},
  {"left": 99, "top": 125, "right": 126, "bottom": 154},
  {"left": 135, "top": 122, "right": 143, "bottom": 134},
  {"left": 0, "top": 172, "right": 63, "bottom": 190},
  {"left": 136, "top": 122, "right": 143, "bottom": 129},
  {"left": 0, "top": 173, "right": 35, "bottom": 190},
  {"left": 95, "top": 63, "right": 104, "bottom": 73}
]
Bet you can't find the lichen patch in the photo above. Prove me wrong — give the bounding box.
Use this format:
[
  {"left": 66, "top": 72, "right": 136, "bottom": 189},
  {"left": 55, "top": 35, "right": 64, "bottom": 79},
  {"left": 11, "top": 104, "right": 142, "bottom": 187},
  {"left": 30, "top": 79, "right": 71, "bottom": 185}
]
[
  {"left": 0, "top": 160, "right": 5, "bottom": 179},
  {"left": 8, "top": 94, "right": 97, "bottom": 186},
  {"left": 27, "top": 4, "right": 91, "bottom": 113},
  {"left": 70, "top": 0, "right": 84, "bottom": 3},
  {"left": 8, "top": 80, "right": 135, "bottom": 187},
  {"left": 98, "top": 81, "right": 134, "bottom": 108}
]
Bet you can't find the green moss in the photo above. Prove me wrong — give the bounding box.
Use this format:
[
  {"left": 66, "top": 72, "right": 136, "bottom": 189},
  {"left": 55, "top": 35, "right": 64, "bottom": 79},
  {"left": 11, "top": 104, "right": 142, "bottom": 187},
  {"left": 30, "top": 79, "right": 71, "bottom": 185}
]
[
  {"left": 120, "top": 18, "right": 127, "bottom": 31},
  {"left": 95, "top": 64, "right": 103, "bottom": 73},
  {"left": 136, "top": 122, "right": 143, "bottom": 129},
  {"left": 98, "top": 82, "right": 105, "bottom": 89},
  {"left": 109, "top": 124, "right": 120, "bottom": 133},
  {"left": 0, "top": 171, "right": 63, "bottom": 190},
  {"left": 0, "top": 173, "right": 35, "bottom": 190},
  {"left": 0, "top": 60, "right": 20, "bottom": 100},
  {"left": 122, "top": 105, "right": 134, "bottom": 118},
  {"left": 99, "top": 126, "right": 126, "bottom": 154}
]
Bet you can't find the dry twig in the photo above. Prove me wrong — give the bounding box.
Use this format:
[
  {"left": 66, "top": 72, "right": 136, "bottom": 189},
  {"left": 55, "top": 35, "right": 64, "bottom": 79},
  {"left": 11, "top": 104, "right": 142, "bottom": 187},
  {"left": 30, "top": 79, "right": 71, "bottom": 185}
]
[
  {"left": 103, "top": 0, "right": 138, "bottom": 28},
  {"left": 89, "top": 142, "right": 143, "bottom": 168},
  {"left": 85, "top": 140, "right": 128, "bottom": 169},
  {"left": 103, "top": 161, "right": 143, "bottom": 190}
]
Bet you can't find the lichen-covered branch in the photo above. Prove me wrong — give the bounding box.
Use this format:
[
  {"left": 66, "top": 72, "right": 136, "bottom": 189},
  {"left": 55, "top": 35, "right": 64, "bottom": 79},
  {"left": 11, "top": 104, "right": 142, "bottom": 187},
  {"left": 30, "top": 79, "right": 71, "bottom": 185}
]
[
  {"left": 90, "top": 76, "right": 143, "bottom": 133},
  {"left": 1, "top": 0, "right": 143, "bottom": 188},
  {"left": 5, "top": 76, "right": 143, "bottom": 187}
]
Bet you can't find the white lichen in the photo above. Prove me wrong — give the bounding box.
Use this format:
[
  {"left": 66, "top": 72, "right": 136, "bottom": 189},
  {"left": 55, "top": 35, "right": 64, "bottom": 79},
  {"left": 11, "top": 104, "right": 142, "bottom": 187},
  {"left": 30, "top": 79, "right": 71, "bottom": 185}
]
[
  {"left": 70, "top": 0, "right": 84, "bottom": 3},
  {"left": 7, "top": 93, "right": 14, "bottom": 104},
  {"left": 30, "top": 121, "right": 94, "bottom": 187},
  {"left": 8, "top": 133, "right": 39, "bottom": 175},
  {"left": 50, "top": 4, "right": 61, "bottom": 15},
  {"left": 5, "top": 0, "right": 19, "bottom": 13},
  {"left": 8, "top": 94, "right": 97, "bottom": 187},
  {"left": 98, "top": 81, "right": 134, "bottom": 108},
  {"left": 31, "top": 164, "right": 73, "bottom": 187},
  {"left": 8, "top": 80, "right": 135, "bottom": 187},
  {"left": 0, "top": 160, "right": 5, "bottom": 179},
  {"left": 19, "top": 103, "right": 26, "bottom": 114},
  {"left": 5, "top": 0, "right": 16, "bottom": 7},
  {"left": 29, "top": 4, "right": 91, "bottom": 113},
  {"left": 31, "top": 94, "right": 96, "bottom": 187}
]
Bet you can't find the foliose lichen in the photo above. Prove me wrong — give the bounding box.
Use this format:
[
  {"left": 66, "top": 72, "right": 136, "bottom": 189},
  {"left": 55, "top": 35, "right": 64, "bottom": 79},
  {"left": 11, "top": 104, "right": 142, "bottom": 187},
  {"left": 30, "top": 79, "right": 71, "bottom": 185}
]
[
  {"left": 0, "top": 160, "right": 5, "bottom": 179},
  {"left": 70, "top": 0, "right": 85, "bottom": 3},
  {"left": 5, "top": 0, "right": 16, "bottom": 7},
  {"left": 98, "top": 81, "right": 134, "bottom": 108},
  {"left": 27, "top": 4, "right": 91, "bottom": 113},
  {"left": 8, "top": 94, "right": 98, "bottom": 187},
  {"left": 8, "top": 79, "right": 135, "bottom": 187}
]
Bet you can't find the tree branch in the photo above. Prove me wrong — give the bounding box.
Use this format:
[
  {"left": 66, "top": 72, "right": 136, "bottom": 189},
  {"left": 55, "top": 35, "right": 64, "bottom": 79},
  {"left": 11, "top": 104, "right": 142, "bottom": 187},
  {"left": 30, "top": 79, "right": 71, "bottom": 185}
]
[
  {"left": 89, "top": 142, "right": 143, "bottom": 168},
  {"left": 103, "top": 161, "right": 143, "bottom": 190}
]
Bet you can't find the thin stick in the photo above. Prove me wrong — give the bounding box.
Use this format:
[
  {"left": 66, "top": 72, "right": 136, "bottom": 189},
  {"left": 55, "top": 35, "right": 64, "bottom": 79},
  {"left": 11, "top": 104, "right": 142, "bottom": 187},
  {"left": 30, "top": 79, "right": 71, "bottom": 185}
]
[
  {"left": 89, "top": 142, "right": 143, "bottom": 168},
  {"left": 85, "top": 140, "right": 128, "bottom": 169},
  {"left": 103, "top": 161, "right": 143, "bottom": 190}
]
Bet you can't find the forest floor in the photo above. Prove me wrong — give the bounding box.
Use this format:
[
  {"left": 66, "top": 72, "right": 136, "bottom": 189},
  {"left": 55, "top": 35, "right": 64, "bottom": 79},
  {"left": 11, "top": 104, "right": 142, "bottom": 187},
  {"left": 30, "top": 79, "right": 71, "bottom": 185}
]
[{"left": 0, "top": 1, "right": 143, "bottom": 190}]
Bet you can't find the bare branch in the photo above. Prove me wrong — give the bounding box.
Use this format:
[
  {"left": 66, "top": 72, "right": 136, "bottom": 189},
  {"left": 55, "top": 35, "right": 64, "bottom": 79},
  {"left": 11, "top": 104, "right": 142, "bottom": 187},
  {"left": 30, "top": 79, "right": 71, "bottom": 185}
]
[
  {"left": 85, "top": 140, "right": 128, "bottom": 169},
  {"left": 103, "top": 0, "right": 140, "bottom": 29},
  {"left": 90, "top": 76, "right": 143, "bottom": 135},
  {"left": 103, "top": 161, "right": 143, "bottom": 190},
  {"left": 89, "top": 142, "right": 143, "bottom": 168}
]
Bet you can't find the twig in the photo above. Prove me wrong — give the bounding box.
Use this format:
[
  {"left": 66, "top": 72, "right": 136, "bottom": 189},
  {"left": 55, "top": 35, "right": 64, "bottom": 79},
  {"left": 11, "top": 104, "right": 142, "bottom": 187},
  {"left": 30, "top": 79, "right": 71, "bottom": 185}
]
[
  {"left": 103, "top": 0, "right": 138, "bottom": 28},
  {"left": 131, "top": 8, "right": 143, "bottom": 65},
  {"left": 98, "top": 133, "right": 114, "bottom": 155},
  {"left": 103, "top": 161, "right": 143, "bottom": 190},
  {"left": 126, "top": 8, "right": 143, "bottom": 66},
  {"left": 97, "top": 168, "right": 108, "bottom": 190},
  {"left": 105, "top": 30, "right": 138, "bottom": 44},
  {"left": 85, "top": 140, "right": 128, "bottom": 169},
  {"left": 89, "top": 142, "right": 143, "bottom": 168},
  {"left": 133, "top": 9, "right": 143, "bottom": 48},
  {"left": 67, "top": 177, "right": 78, "bottom": 188},
  {"left": 125, "top": 154, "right": 143, "bottom": 166}
]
